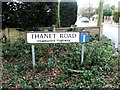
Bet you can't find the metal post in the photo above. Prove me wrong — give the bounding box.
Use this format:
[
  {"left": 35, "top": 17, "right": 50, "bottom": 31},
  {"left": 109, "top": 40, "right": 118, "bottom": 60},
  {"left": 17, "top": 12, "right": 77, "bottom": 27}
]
[
  {"left": 81, "top": 44, "right": 85, "bottom": 64},
  {"left": 53, "top": 25, "right": 56, "bottom": 32},
  {"left": 31, "top": 44, "right": 36, "bottom": 68},
  {"left": 5, "top": 28, "right": 10, "bottom": 40}
]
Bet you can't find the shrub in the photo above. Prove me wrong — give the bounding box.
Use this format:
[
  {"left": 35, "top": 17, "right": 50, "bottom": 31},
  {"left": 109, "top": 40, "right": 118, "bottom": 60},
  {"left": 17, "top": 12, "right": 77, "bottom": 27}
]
[
  {"left": 3, "top": 38, "right": 31, "bottom": 59},
  {"left": 112, "top": 10, "right": 120, "bottom": 23},
  {"left": 58, "top": 42, "right": 116, "bottom": 72},
  {"left": 3, "top": 37, "right": 116, "bottom": 70},
  {"left": 2, "top": 37, "right": 118, "bottom": 88}
]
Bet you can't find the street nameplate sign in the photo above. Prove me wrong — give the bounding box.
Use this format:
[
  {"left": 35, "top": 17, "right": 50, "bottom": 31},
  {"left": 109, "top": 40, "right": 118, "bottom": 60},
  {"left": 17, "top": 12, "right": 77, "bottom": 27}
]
[
  {"left": 27, "top": 31, "right": 90, "bottom": 68},
  {"left": 27, "top": 32, "right": 80, "bottom": 43}
]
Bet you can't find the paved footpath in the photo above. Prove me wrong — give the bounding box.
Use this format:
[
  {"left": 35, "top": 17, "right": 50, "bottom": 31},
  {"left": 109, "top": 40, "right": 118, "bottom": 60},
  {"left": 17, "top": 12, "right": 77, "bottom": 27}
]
[{"left": 103, "top": 23, "right": 119, "bottom": 48}]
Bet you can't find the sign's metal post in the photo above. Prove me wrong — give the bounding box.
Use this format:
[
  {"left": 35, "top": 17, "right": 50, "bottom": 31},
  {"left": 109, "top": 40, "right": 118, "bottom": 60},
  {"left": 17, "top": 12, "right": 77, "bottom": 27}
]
[
  {"left": 81, "top": 44, "right": 85, "bottom": 64},
  {"left": 53, "top": 25, "right": 55, "bottom": 32},
  {"left": 32, "top": 44, "right": 36, "bottom": 68},
  {"left": 81, "top": 31, "right": 85, "bottom": 64},
  {"left": 80, "top": 31, "right": 90, "bottom": 64}
]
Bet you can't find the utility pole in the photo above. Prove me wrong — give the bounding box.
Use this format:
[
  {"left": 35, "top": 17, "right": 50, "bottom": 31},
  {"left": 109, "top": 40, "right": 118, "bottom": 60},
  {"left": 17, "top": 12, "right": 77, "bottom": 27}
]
[
  {"left": 55, "top": 0, "right": 61, "bottom": 28},
  {"left": 56, "top": 0, "right": 61, "bottom": 28},
  {"left": 97, "top": 0, "right": 104, "bottom": 26},
  {"left": 89, "top": 2, "right": 90, "bottom": 18},
  {"left": 0, "top": 1, "right": 3, "bottom": 89},
  {"left": 58, "top": 0, "right": 61, "bottom": 28}
]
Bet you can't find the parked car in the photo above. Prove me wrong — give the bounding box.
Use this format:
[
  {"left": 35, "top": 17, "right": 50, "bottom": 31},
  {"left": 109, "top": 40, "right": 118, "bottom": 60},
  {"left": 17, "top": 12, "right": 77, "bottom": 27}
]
[{"left": 80, "top": 17, "right": 90, "bottom": 23}]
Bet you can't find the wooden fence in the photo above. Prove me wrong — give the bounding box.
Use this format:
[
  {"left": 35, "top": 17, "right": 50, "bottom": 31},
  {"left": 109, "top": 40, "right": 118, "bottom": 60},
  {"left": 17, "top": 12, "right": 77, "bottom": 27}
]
[{"left": 2, "top": 26, "right": 103, "bottom": 43}]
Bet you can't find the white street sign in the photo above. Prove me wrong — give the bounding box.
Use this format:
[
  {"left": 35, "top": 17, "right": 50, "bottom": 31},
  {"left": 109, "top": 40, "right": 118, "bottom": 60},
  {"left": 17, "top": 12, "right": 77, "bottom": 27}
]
[
  {"left": 27, "top": 32, "right": 80, "bottom": 43},
  {"left": 27, "top": 31, "right": 90, "bottom": 68}
]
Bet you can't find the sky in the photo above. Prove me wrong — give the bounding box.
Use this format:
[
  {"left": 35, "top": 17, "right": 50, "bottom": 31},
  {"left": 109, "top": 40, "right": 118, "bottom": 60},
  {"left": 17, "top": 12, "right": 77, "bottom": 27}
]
[{"left": 77, "top": 0, "right": 120, "bottom": 8}]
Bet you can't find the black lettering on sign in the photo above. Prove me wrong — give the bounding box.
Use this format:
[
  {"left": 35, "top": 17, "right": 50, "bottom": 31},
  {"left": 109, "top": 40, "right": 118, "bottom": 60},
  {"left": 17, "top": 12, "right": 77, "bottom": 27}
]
[
  {"left": 31, "top": 33, "right": 77, "bottom": 39},
  {"left": 64, "top": 34, "right": 68, "bottom": 38},
  {"left": 53, "top": 34, "right": 56, "bottom": 38},
  {"left": 32, "top": 34, "right": 40, "bottom": 39},
  {"left": 31, "top": 33, "right": 56, "bottom": 39},
  {"left": 39, "top": 34, "right": 44, "bottom": 38},
  {"left": 72, "top": 33, "right": 76, "bottom": 38},
  {"left": 60, "top": 33, "right": 76, "bottom": 38},
  {"left": 32, "top": 34, "right": 34, "bottom": 39},
  {"left": 44, "top": 34, "right": 49, "bottom": 38},
  {"left": 60, "top": 34, "right": 63, "bottom": 38}
]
